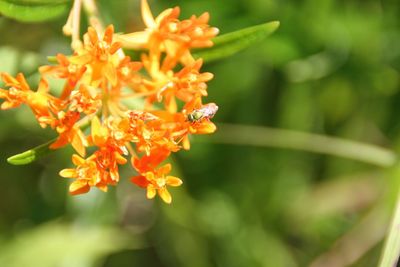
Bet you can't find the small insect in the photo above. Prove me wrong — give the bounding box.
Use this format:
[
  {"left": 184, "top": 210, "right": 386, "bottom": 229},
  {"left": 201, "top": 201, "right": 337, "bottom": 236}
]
[{"left": 187, "top": 103, "right": 219, "bottom": 123}]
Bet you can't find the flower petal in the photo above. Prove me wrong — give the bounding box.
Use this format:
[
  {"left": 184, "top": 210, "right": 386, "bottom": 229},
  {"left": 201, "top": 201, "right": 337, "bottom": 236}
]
[
  {"left": 115, "top": 152, "right": 127, "bottom": 164},
  {"left": 72, "top": 154, "right": 85, "bottom": 166},
  {"left": 195, "top": 121, "right": 217, "bottom": 134},
  {"left": 145, "top": 172, "right": 155, "bottom": 181},
  {"left": 71, "top": 128, "right": 87, "bottom": 157},
  {"left": 37, "top": 78, "right": 49, "bottom": 93},
  {"left": 141, "top": 0, "right": 156, "bottom": 28},
  {"left": 69, "top": 180, "right": 90, "bottom": 195},
  {"left": 59, "top": 168, "right": 77, "bottom": 178},
  {"left": 158, "top": 163, "right": 172, "bottom": 175},
  {"left": 91, "top": 116, "right": 108, "bottom": 146},
  {"left": 97, "top": 184, "right": 108, "bottom": 192},
  {"left": 182, "top": 135, "right": 190, "bottom": 150},
  {"left": 166, "top": 176, "right": 182, "bottom": 187},
  {"left": 69, "top": 54, "right": 92, "bottom": 65},
  {"left": 131, "top": 175, "right": 150, "bottom": 188},
  {"left": 146, "top": 185, "right": 157, "bottom": 199},
  {"left": 104, "top": 63, "right": 117, "bottom": 86},
  {"left": 2, "top": 72, "right": 18, "bottom": 86},
  {"left": 16, "top": 73, "right": 30, "bottom": 91},
  {"left": 158, "top": 187, "right": 172, "bottom": 204},
  {"left": 50, "top": 135, "right": 69, "bottom": 150},
  {"left": 117, "top": 31, "right": 150, "bottom": 49},
  {"left": 88, "top": 26, "right": 99, "bottom": 44},
  {"left": 103, "top": 25, "right": 114, "bottom": 45}
]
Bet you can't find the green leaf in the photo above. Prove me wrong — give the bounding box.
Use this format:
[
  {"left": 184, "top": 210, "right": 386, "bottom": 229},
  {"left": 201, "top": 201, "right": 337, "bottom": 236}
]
[
  {"left": 193, "top": 21, "right": 280, "bottom": 63},
  {"left": 0, "top": 222, "right": 142, "bottom": 267},
  {"left": 0, "top": 0, "right": 70, "bottom": 23},
  {"left": 379, "top": 194, "right": 400, "bottom": 267},
  {"left": 196, "top": 123, "right": 397, "bottom": 167},
  {"left": 378, "top": 165, "right": 400, "bottom": 267},
  {"left": 6, "top": 0, "right": 69, "bottom": 4},
  {"left": 7, "top": 139, "right": 55, "bottom": 165}
]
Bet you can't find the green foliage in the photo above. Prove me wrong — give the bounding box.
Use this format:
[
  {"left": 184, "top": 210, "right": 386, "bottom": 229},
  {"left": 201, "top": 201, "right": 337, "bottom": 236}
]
[
  {"left": 378, "top": 164, "right": 400, "bottom": 267},
  {"left": 7, "top": 139, "right": 54, "bottom": 165},
  {"left": 193, "top": 21, "right": 280, "bottom": 63},
  {"left": 0, "top": 222, "right": 136, "bottom": 267},
  {"left": 124, "top": 21, "right": 280, "bottom": 63},
  {"left": 10, "top": 0, "right": 69, "bottom": 3},
  {"left": 0, "top": 0, "right": 70, "bottom": 23},
  {"left": 0, "top": 0, "right": 400, "bottom": 267}
]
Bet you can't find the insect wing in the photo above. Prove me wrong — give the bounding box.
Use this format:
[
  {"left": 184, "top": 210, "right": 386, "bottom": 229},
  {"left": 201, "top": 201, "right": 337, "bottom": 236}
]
[{"left": 199, "top": 103, "right": 218, "bottom": 118}]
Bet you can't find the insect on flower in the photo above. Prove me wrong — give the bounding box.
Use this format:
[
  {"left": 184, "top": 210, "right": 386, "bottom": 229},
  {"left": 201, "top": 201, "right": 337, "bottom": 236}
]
[
  {"left": 187, "top": 103, "right": 218, "bottom": 123},
  {"left": 1, "top": 0, "right": 220, "bottom": 204}
]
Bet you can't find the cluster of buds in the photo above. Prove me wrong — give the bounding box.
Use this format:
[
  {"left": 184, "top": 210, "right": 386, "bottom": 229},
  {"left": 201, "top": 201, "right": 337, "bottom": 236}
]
[{"left": 0, "top": 0, "right": 219, "bottom": 203}]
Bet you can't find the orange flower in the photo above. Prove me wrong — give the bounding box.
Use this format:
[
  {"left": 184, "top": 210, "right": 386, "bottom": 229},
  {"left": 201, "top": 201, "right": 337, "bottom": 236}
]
[
  {"left": 117, "top": 0, "right": 181, "bottom": 50},
  {"left": 69, "top": 84, "right": 102, "bottom": 115},
  {"left": 151, "top": 98, "right": 217, "bottom": 149},
  {"left": 50, "top": 110, "right": 87, "bottom": 157},
  {"left": 0, "top": 0, "right": 219, "bottom": 203},
  {"left": 69, "top": 25, "right": 122, "bottom": 87},
  {"left": 161, "top": 59, "right": 213, "bottom": 111},
  {"left": 39, "top": 54, "right": 87, "bottom": 100},
  {"left": 59, "top": 154, "right": 102, "bottom": 195},
  {"left": 90, "top": 116, "right": 128, "bottom": 181},
  {"left": 114, "top": 56, "right": 143, "bottom": 89},
  {"left": 131, "top": 147, "right": 171, "bottom": 173},
  {"left": 118, "top": 0, "right": 218, "bottom": 67},
  {"left": 0, "top": 73, "right": 60, "bottom": 127},
  {"left": 60, "top": 117, "right": 129, "bottom": 194},
  {"left": 131, "top": 163, "right": 182, "bottom": 204}
]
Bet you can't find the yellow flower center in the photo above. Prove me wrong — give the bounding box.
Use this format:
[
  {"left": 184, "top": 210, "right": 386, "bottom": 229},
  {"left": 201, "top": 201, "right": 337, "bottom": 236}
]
[
  {"left": 121, "top": 67, "right": 130, "bottom": 77},
  {"left": 68, "top": 64, "right": 78, "bottom": 74},
  {"left": 156, "top": 178, "right": 166, "bottom": 188}
]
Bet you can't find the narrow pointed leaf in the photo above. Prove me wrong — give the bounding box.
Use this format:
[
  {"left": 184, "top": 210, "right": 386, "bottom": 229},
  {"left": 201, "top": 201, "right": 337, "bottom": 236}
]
[
  {"left": 378, "top": 165, "right": 400, "bottom": 267},
  {"left": 193, "top": 21, "right": 280, "bottom": 63},
  {"left": 0, "top": 0, "right": 70, "bottom": 23},
  {"left": 7, "top": 139, "right": 55, "bottom": 165},
  {"left": 196, "top": 123, "right": 397, "bottom": 167},
  {"left": 10, "top": 0, "right": 69, "bottom": 4}
]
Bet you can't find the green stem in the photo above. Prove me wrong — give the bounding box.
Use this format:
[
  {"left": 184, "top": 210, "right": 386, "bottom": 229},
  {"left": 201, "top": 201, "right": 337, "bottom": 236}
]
[
  {"left": 200, "top": 123, "right": 397, "bottom": 167},
  {"left": 7, "top": 120, "right": 92, "bottom": 166}
]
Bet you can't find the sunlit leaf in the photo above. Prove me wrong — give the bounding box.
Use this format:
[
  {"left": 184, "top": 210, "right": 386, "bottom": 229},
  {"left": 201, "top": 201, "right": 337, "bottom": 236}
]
[
  {"left": 0, "top": 0, "right": 70, "bottom": 23},
  {"left": 0, "top": 222, "right": 142, "bottom": 267},
  {"left": 378, "top": 165, "right": 400, "bottom": 267},
  {"left": 10, "top": 0, "right": 69, "bottom": 3},
  {"left": 11, "top": 0, "right": 72, "bottom": 5},
  {"left": 193, "top": 21, "right": 280, "bottom": 63}
]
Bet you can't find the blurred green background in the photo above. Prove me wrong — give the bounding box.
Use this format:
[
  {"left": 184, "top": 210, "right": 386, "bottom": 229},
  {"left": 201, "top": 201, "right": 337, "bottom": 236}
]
[{"left": 1, "top": 0, "right": 400, "bottom": 266}]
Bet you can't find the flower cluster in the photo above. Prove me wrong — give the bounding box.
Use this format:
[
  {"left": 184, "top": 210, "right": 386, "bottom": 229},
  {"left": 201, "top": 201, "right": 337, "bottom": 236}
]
[{"left": 0, "top": 0, "right": 219, "bottom": 203}]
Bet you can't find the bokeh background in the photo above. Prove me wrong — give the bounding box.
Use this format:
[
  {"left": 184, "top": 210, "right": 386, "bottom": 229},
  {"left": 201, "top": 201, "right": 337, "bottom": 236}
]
[{"left": 1, "top": 0, "right": 400, "bottom": 266}]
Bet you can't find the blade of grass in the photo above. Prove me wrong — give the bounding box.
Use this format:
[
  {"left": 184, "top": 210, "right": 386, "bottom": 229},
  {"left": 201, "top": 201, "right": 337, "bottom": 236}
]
[
  {"left": 196, "top": 123, "right": 397, "bottom": 167},
  {"left": 378, "top": 190, "right": 400, "bottom": 267}
]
